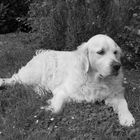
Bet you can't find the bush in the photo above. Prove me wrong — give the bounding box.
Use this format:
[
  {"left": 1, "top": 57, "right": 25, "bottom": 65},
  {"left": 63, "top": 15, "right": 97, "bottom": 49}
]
[
  {"left": 113, "top": 3, "right": 140, "bottom": 69},
  {"left": 0, "top": 0, "right": 31, "bottom": 33},
  {"left": 28, "top": 0, "right": 138, "bottom": 51}
]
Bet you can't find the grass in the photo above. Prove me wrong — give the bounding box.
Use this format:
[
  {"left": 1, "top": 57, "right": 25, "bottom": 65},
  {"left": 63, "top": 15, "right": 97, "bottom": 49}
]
[{"left": 0, "top": 33, "right": 140, "bottom": 140}]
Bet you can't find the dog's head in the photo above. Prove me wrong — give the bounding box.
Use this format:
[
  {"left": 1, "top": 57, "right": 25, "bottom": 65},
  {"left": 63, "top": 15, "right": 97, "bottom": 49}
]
[{"left": 84, "top": 34, "right": 122, "bottom": 78}]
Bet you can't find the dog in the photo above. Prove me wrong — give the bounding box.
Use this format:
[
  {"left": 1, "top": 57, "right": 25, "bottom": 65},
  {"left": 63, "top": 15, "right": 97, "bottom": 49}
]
[{"left": 0, "top": 34, "right": 135, "bottom": 126}]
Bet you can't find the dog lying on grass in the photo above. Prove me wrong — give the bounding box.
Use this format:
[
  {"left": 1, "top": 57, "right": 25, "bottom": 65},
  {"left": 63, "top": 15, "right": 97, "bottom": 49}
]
[{"left": 0, "top": 34, "right": 135, "bottom": 126}]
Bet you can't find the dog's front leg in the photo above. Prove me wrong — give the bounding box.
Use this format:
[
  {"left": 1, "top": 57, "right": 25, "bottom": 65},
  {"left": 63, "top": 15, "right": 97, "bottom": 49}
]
[
  {"left": 41, "top": 87, "right": 68, "bottom": 113},
  {"left": 105, "top": 94, "right": 135, "bottom": 127}
]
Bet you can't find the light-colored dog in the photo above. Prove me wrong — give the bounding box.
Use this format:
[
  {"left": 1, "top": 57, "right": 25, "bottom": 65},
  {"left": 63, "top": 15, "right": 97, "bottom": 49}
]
[{"left": 0, "top": 34, "right": 135, "bottom": 126}]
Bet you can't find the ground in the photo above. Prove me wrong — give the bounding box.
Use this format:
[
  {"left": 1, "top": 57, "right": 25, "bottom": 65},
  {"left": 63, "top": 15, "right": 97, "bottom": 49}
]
[{"left": 0, "top": 33, "right": 140, "bottom": 140}]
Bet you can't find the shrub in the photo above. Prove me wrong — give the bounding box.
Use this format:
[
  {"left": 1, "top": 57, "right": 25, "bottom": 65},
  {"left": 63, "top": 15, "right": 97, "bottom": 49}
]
[
  {"left": 113, "top": 3, "right": 140, "bottom": 69},
  {"left": 0, "top": 0, "right": 31, "bottom": 33},
  {"left": 28, "top": 0, "right": 138, "bottom": 51}
]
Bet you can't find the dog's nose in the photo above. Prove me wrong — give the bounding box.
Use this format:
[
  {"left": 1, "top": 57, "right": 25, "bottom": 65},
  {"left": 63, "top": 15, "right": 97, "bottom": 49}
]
[{"left": 112, "top": 61, "right": 121, "bottom": 72}]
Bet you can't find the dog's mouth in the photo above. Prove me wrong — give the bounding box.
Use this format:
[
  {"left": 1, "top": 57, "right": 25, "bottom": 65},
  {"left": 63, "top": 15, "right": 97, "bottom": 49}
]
[{"left": 99, "top": 71, "right": 118, "bottom": 79}]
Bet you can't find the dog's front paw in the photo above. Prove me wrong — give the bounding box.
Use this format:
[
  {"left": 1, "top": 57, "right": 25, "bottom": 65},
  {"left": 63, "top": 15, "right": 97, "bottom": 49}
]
[
  {"left": 40, "top": 99, "right": 55, "bottom": 112},
  {"left": 119, "top": 112, "right": 135, "bottom": 127},
  {"left": 40, "top": 99, "right": 61, "bottom": 113},
  {"left": 40, "top": 105, "right": 55, "bottom": 112}
]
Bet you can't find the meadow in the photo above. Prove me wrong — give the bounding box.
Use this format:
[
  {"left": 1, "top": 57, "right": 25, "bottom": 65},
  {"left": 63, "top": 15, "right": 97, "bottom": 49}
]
[{"left": 0, "top": 33, "right": 140, "bottom": 140}]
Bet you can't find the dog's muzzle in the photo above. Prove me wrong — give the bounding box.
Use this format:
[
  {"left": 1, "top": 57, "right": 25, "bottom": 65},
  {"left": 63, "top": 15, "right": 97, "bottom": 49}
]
[{"left": 111, "top": 61, "right": 121, "bottom": 76}]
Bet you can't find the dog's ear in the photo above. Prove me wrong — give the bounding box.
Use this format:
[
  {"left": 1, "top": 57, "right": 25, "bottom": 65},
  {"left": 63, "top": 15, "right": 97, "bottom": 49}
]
[
  {"left": 81, "top": 47, "right": 89, "bottom": 73},
  {"left": 78, "top": 43, "right": 90, "bottom": 73}
]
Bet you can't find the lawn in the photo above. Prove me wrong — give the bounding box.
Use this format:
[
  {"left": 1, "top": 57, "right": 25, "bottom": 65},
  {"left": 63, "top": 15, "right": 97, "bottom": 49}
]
[{"left": 0, "top": 33, "right": 140, "bottom": 140}]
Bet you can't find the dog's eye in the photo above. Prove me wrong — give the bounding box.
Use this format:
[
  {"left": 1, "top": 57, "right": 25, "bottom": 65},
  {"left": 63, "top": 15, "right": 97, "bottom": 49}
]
[
  {"left": 114, "top": 51, "right": 117, "bottom": 55},
  {"left": 97, "top": 49, "right": 105, "bottom": 55}
]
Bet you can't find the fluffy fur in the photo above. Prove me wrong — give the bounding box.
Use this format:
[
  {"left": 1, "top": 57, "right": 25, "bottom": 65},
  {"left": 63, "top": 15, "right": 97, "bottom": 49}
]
[{"left": 0, "top": 34, "right": 135, "bottom": 126}]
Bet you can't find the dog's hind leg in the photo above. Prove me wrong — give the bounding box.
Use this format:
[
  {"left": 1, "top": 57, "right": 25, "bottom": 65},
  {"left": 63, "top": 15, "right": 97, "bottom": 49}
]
[
  {"left": 0, "top": 58, "right": 42, "bottom": 88},
  {"left": 0, "top": 71, "right": 33, "bottom": 88},
  {"left": 0, "top": 75, "right": 18, "bottom": 87}
]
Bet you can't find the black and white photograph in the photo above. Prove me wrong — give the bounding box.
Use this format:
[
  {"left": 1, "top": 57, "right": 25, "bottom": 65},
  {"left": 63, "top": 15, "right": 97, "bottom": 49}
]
[{"left": 0, "top": 0, "right": 140, "bottom": 139}]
